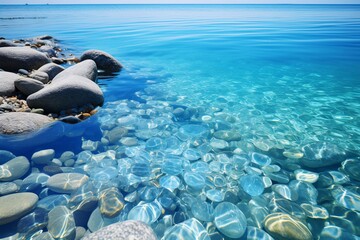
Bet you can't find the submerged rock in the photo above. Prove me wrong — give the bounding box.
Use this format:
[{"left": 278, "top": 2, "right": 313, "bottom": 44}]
[
  {"left": 0, "top": 192, "right": 38, "bottom": 225},
  {"left": 163, "top": 218, "right": 210, "bottom": 240},
  {"left": 27, "top": 75, "right": 104, "bottom": 113},
  {"left": 80, "top": 50, "right": 122, "bottom": 73},
  {"left": 0, "top": 47, "right": 50, "bottom": 72},
  {"left": 48, "top": 206, "right": 76, "bottom": 240},
  {"left": 83, "top": 220, "right": 157, "bottom": 240},
  {"left": 0, "top": 156, "right": 30, "bottom": 181},
  {"left": 0, "top": 112, "right": 53, "bottom": 134},
  {"left": 46, "top": 173, "right": 89, "bottom": 194},
  {"left": 214, "top": 202, "right": 247, "bottom": 238}
]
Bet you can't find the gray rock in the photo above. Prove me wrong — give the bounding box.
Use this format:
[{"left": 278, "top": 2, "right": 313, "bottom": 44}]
[
  {"left": 0, "top": 150, "right": 16, "bottom": 164},
  {"left": 0, "top": 40, "right": 18, "bottom": 48},
  {"left": 46, "top": 173, "right": 89, "bottom": 194},
  {"left": 0, "top": 156, "right": 30, "bottom": 182},
  {"left": 83, "top": 220, "right": 157, "bottom": 240},
  {"left": 27, "top": 75, "right": 104, "bottom": 113},
  {"left": 33, "top": 232, "right": 55, "bottom": 240},
  {"left": 0, "top": 112, "right": 53, "bottom": 135},
  {"left": 39, "top": 45, "right": 56, "bottom": 58},
  {"left": 0, "top": 192, "right": 38, "bottom": 225},
  {"left": 0, "top": 182, "right": 19, "bottom": 195},
  {"left": 29, "top": 70, "right": 49, "bottom": 83},
  {"left": 14, "top": 77, "right": 44, "bottom": 96},
  {"left": 31, "top": 149, "right": 55, "bottom": 165},
  {"left": 37, "top": 63, "right": 64, "bottom": 80},
  {"left": 80, "top": 50, "right": 122, "bottom": 73},
  {"left": 0, "top": 47, "right": 50, "bottom": 72},
  {"left": 48, "top": 206, "right": 76, "bottom": 240},
  {"left": 0, "top": 71, "right": 22, "bottom": 96},
  {"left": 52, "top": 60, "right": 97, "bottom": 82}
]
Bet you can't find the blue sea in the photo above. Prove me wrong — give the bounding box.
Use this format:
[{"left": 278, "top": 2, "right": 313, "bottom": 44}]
[{"left": 1, "top": 4, "right": 360, "bottom": 240}]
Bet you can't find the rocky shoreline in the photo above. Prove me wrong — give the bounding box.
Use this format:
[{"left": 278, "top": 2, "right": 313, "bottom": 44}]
[{"left": 0, "top": 36, "right": 121, "bottom": 135}]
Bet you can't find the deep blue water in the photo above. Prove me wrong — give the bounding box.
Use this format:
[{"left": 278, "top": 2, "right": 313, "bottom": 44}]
[{"left": 1, "top": 4, "right": 360, "bottom": 239}]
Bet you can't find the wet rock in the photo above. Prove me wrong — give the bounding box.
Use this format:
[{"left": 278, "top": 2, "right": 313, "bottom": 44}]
[
  {"left": 46, "top": 173, "right": 89, "bottom": 194},
  {"left": 83, "top": 220, "right": 157, "bottom": 240},
  {"left": 29, "top": 70, "right": 49, "bottom": 84},
  {"left": 80, "top": 50, "right": 122, "bottom": 73},
  {"left": 0, "top": 192, "right": 38, "bottom": 225},
  {"left": 52, "top": 60, "right": 97, "bottom": 82},
  {"left": 106, "top": 127, "right": 128, "bottom": 144},
  {"left": 163, "top": 218, "right": 210, "bottom": 240},
  {"left": 214, "top": 202, "right": 247, "bottom": 238},
  {"left": 99, "top": 187, "right": 124, "bottom": 218},
  {"left": 0, "top": 150, "right": 16, "bottom": 164},
  {"left": 37, "top": 63, "right": 64, "bottom": 80},
  {"left": 0, "top": 156, "right": 30, "bottom": 182},
  {"left": 38, "top": 45, "right": 56, "bottom": 58},
  {"left": 27, "top": 75, "right": 104, "bottom": 113},
  {"left": 31, "top": 149, "right": 55, "bottom": 165},
  {"left": 17, "top": 208, "right": 48, "bottom": 238},
  {"left": 0, "top": 112, "right": 53, "bottom": 134},
  {"left": 264, "top": 213, "right": 312, "bottom": 240},
  {"left": 0, "top": 71, "right": 22, "bottom": 96},
  {"left": 48, "top": 206, "right": 76, "bottom": 240},
  {"left": 14, "top": 77, "right": 44, "bottom": 96},
  {"left": 0, "top": 40, "right": 18, "bottom": 47},
  {"left": 0, "top": 47, "right": 50, "bottom": 72}
]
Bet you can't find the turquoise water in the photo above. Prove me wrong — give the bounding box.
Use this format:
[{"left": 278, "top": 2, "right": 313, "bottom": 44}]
[{"left": 1, "top": 4, "right": 360, "bottom": 239}]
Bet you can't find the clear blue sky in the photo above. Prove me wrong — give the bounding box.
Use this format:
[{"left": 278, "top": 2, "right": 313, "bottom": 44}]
[{"left": 1, "top": 0, "right": 360, "bottom": 4}]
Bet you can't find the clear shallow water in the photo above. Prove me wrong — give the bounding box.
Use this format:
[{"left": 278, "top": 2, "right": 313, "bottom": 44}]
[{"left": 1, "top": 4, "right": 360, "bottom": 240}]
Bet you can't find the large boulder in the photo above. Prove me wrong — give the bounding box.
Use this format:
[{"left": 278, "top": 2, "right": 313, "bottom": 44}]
[
  {"left": 0, "top": 112, "right": 53, "bottom": 135},
  {"left": 27, "top": 75, "right": 104, "bottom": 113},
  {"left": 80, "top": 50, "right": 122, "bottom": 73},
  {"left": 52, "top": 60, "right": 97, "bottom": 83},
  {"left": 37, "top": 63, "right": 65, "bottom": 80},
  {"left": 0, "top": 71, "right": 22, "bottom": 96},
  {"left": 0, "top": 47, "right": 50, "bottom": 72},
  {"left": 15, "top": 77, "right": 44, "bottom": 96}
]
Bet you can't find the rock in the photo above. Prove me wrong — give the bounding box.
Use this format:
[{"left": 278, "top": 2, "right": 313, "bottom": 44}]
[
  {"left": 14, "top": 77, "right": 44, "bottom": 96},
  {"left": 27, "top": 75, "right": 104, "bottom": 113},
  {"left": 48, "top": 206, "right": 76, "bottom": 240},
  {"left": 301, "top": 142, "right": 347, "bottom": 168},
  {"left": 163, "top": 218, "right": 210, "bottom": 240},
  {"left": 0, "top": 150, "right": 16, "bottom": 164},
  {"left": 38, "top": 45, "right": 56, "bottom": 58},
  {"left": 264, "top": 213, "right": 312, "bottom": 240},
  {"left": 0, "top": 40, "right": 18, "bottom": 47},
  {"left": 0, "top": 192, "right": 38, "bottom": 225},
  {"left": 83, "top": 220, "right": 157, "bottom": 240},
  {"left": 0, "top": 182, "right": 19, "bottom": 195},
  {"left": 80, "top": 50, "right": 122, "bottom": 72},
  {"left": 0, "top": 47, "right": 50, "bottom": 72},
  {"left": 0, "top": 156, "right": 30, "bottom": 182},
  {"left": 29, "top": 70, "right": 49, "bottom": 83},
  {"left": 46, "top": 173, "right": 89, "bottom": 194},
  {"left": 52, "top": 60, "right": 97, "bottom": 82},
  {"left": 0, "top": 112, "right": 53, "bottom": 134},
  {"left": 106, "top": 127, "right": 128, "bottom": 144},
  {"left": 31, "top": 149, "right": 55, "bottom": 165},
  {"left": 37, "top": 63, "right": 64, "bottom": 80},
  {"left": 214, "top": 202, "right": 247, "bottom": 238},
  {"left": 0, "top": 71, "right": 22, "bottom": 96}
]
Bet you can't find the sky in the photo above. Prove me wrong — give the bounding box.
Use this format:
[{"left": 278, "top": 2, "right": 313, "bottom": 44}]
[{"left": 1, "top": 0, "right": 360, "bottom": 4}]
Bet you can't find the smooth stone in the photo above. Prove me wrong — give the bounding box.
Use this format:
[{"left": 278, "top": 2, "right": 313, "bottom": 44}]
[
  {"left": 163, "top": 218, "right": 210, "bottom": 240},
  {"left": 283, "top": 149, "right": 304, "bottom": 159},
  {"left": 301, "top": 142, "right": 347, "bottom": 168},
  {"left": 206, "top": 189, "right": 225, "bottom": 202},
  {"left": 264, "top": 213, "right": 312, "bottom": 240},
  {"left": 251, "top": 152, "right": 272, "bottom": 166},
  {"left": 294, "top": 169, "right": 319, "bottom": 183},
  {"left": 33, "top": 232, "right": 55, "bottom": 240},
  {"left": 178, "top": 124, "right": 208, "bottom": 139},
  {"left": 331, "top": 185, "right": 360, "bottom": 211},
  {"left": 214, "top": 202, "right": 247, "bottom": 238},
  {"left": 289, "top": 180, "right": 318, "bottom": 205},
  {"left": 120, "top": 137, "right": 138, "bottom": 146},
  {"left": 15, "top": 77, "right": 44, "bottom": 96},
  {"left": 38, "top": 45, "right": 56, "bottom": 58},
  {"left": 27, "top": 75, "right": 104, "bottom": 113},
  {"left": 31, "top": 149, "right": 55, "bottom": 165},
  {"left": 29, "top": 70, "right": 49, "bottom": 84},
  {"left": 22, "top": 173, "right": 50, "bottom": 187},
  {"left": 0, "top": 112, "right": 53, "bottom": 135},
  {"left": 75, "top": 226, "right": 86, "bottom": 240},
  {"left": 37, "top": 63, "right": 65, "bottom": 80},
  {"left": 269, "top": 198, "right": 306, "bottom": 220},
  {"left": 0, "top": 192, "right": 38, "bottom": 225},
  {"left": 0, "top": 71, "right": 22, "bottom": 96},
  {"left": 17, "top": 208, "right": 48, "bottom": 237},
  {"left": 0, "top": 156, "right": 30, "bottom": 182},
  {"left": 87, "top": 208, "right": 105, "bottom": 232},
  {"left": 300, "top": 203, "right": 329, "bottom": 219},
  {"left": 162, "top": 155, "right": 183, "bottom": 175},
  {"left": 83, "top": 220, "right": 157, "bottom": 240},
  {"left": 48, "top": 206, "right": 76, "bottom": 240},
  {"left": 0, "top": 150, "right": 16, "bottom": 164},
  {"left": 37, "top": 194, "right": 70, "bottom": 212},
  {"left": 210, "top": 138, "right": 229, "bottom": 149},
  {"left": 341, "top": 159, "right": 360, "bottom": 181},
  {"left": 0, "top": 47, "right": 50, "bottom": 72},
  {"left": 240, "top": 174, "right": 265, "bottom": 196},
  {"left": 213, "top": 130, "right": 241, "bottom": 141},
  {"left": 247, "top": 226, "right": 274, "bottom": 240},
  {"left": 159, "top": 175, "right": 181, "bottom": 192},
  {"left": 80, "top": 50, "right": 122, "bottom": 72},
  {"left": 0, "top": 182, "right": 19, "bottom": 195},
  {"left": 184, "top": 172, "right": 205, "bottom": 189},
  {"left": 106, "top": 127, "right": 128, "bottom": 144},
  {"left": 52, "top": 60, "right": 97, "bottom": 82},
  {"left": 319, "top": 225, "right": 360, "bottom": 240},
  {"left": 127, "top": 200, "right": 162, "bottom": 224},
  {"left": 99, "top": 187, "right": 124, "bottom": 218},
  {"left": 191, "top": 200, "right": 214, "bottom": 222},
  {"left": 0, "top": 40, "right": 18, "bottom": 47},
  {"left": 272, "top": 184, "right": 294, "bottom": 201},
  {"left": 46, "top": 173, "right": 89, "bottom": 194}
]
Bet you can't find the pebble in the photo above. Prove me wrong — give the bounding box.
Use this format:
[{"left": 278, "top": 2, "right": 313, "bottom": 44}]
[
  {"left": 0, "top": 182, "right": 19, "bottom": 195},
  {"left": 163, "top": 218, "right": 210, "bottom": 240},
  {"left": 0, "top": 156, "right": 30, "bottom": 182},
  {"left": 214, "top": 202, "right": 247, "bottom": 238},
  {"left": 31, "top": 149, "right": 55, "bottom": 165},
  {"left": 0, "top": 192, "right": 38, "bottom": 225},
  {"left": 264, "top": 213, "right": 312, "bottom": 240},
  {"left": 46, "top": 173, "right": 89, "bottom": 194},
  {"left": 48, "top": 206, "right": 76, "bottom": 240}
]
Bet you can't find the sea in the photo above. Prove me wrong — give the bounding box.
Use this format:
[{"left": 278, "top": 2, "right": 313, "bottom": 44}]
[{"left": 0, "top": 4, "right": 360, "bottom": 240}]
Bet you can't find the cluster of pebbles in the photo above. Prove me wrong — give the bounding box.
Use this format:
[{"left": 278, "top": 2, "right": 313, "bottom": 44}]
[
  {"left": 1, "top": 36, "right": 360, "bottom": 240},
  {"left": 0, "top": 36, "right": 121, "bottom": 134}
]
